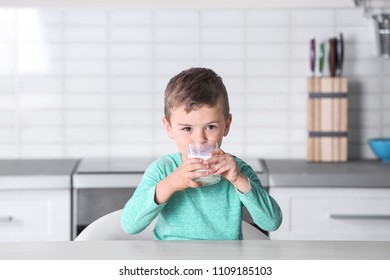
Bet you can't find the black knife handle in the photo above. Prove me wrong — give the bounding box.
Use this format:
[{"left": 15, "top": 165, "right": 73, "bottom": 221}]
[
  {"left": 336, "top": 33, "right": 344, "bottom": 76},
  {"left": 310, "top": 38, "right": 316, "bottom": 76},
  {"left": 329, "top": 38, "right": 337, "bottom": 77}
]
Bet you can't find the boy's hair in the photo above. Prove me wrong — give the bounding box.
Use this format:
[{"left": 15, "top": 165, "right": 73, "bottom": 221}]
[{"left": 164, "top": 67, "right": 230, "bottom": 122}]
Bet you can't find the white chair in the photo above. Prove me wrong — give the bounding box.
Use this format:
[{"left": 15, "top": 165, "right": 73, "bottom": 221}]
[
  {"left": 75, "top": 210, "right": 155, "bottom": 241},
  {"left": 75, "top": 209, "right": 269, "bottom": 241},
  {"left": 242, "top": 220, "right": 270, "bottom": 240}
]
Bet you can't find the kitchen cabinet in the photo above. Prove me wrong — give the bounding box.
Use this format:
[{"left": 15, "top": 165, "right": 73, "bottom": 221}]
[
  {"left": 0, "top": 190, "right": 70, "bottom": 242},
  {"left": 0, "top": 159, "right": 79, "bottom": 242},
  {"left": 270, "top": 187, "right": 390, "bottom": 241},
  {"left": 267, "top": 159, "right": 390, "bottom": 241}
]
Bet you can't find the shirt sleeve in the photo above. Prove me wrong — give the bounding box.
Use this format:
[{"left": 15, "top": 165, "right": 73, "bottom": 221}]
[
  {"left": 121, "top": 160, "right": 167, "bottom": 234},
  {"left": 235, "top": 158, "right": 283, "bottom": 231}
]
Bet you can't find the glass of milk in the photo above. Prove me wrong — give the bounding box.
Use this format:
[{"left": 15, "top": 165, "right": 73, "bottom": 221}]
[{"left": 187, "top": 140, "right": 221, "bottom": 186}]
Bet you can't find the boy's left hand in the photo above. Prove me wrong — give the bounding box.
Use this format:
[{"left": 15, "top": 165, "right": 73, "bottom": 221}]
[
  {"left": 205, "top": 149, "right": 250, "bottom": 193},
  {"left": 205, "top": 149, "right": 239, "bottom": 183}
]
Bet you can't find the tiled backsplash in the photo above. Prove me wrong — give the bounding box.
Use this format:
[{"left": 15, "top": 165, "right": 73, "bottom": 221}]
[{"left": 0, "top": 7, "right": 389, "bottom": 159}]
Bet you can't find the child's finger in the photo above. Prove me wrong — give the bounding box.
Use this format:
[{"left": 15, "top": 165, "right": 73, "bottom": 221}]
[
  {"left": 192, "top": 170, "right": 210, "bottom": 179},
  {"left": 187, "top": 180, "right": 202, "bottom": 189},
  {"left": 185, "top": 157, "right": 204, "bottom": 164},
  {"left": 188, "top": 162, "right": 208, "bottom": 172},
  {"left": 204, "top": 155, "right": 219, "bottom": 165},
  {"left": 210, "top": 148, "right": 224, "bottom": 156},
  {"left": 211, "top": 162, "right": 227, "bottom": 174}
]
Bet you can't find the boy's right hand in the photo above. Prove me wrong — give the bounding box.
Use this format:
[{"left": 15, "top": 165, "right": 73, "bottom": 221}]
[
  {"left": 155, "top": 158, "right": 210, "bottom": 204},
  {"left": 168, "top": 158, "right": 210, "bottom": 191}
]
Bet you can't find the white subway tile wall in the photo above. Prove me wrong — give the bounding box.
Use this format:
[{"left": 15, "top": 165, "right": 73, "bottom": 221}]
[{"left": 0, "top": 7, "right": 389, "bottom": 159}]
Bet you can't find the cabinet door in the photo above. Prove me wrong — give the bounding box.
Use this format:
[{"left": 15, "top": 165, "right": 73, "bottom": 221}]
[
  {"left": 269, "top": 187, "right": 390, "bottom": 241},
  {"left": 0, "top": 190, "right": 70, "bottom": 241}
]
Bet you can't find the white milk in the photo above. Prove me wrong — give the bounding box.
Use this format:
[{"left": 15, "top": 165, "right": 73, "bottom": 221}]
[{"left": 188, "top": 155, "right": 221, "bottom": 186}]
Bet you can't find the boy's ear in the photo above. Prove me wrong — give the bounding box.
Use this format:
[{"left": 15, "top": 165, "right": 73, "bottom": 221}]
[
  {"left": 223, "top": 114, "right": 232, "bottom": 137},
  {"left": 162, "top": 116, "right": 174, "bottom": 139}
]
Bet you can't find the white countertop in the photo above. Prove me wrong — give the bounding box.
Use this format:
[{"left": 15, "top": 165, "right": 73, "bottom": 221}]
[
  {"left": 0, "top": 159, "right": 79, "bottom": 190},
  {"left": 1, "top": 240, "right": 389, "bottom": 260},
  {"left": 265, "top": 159, "right": 390, "bottom": 187},
  {"left": 73, "top": 158, "right": 156, "bottom": 188}
]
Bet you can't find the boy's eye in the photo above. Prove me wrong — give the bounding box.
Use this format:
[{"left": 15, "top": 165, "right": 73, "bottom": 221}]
[
  {"left": 207, "top": 125, "right": 217, "bottom": 130},
  {"left": 182, "top": 127, "right": 192, "bottom": 132}
]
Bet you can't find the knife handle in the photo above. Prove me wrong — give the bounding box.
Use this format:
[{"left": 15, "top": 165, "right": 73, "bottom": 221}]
[
  {"left": 329, "top": 38, "right": 337, "bottom": 77},
  {"left": 310, "top": 38, "right": 316, "bottom": 76},
  {"left": 336, "top": 33, "right": 344, "bottom": 76},
  {"left": 318, "top": 42, "right": 324, "bottom": 76}
]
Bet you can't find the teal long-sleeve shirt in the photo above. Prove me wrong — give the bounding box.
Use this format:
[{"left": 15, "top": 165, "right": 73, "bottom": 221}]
[{"left": 121, "top": 153, "right": 282, "bottom": 240}]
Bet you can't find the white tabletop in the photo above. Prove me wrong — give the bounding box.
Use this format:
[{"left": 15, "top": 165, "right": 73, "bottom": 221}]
[{"left": 1, "top": 240, "right": 389, "bottom": 260}]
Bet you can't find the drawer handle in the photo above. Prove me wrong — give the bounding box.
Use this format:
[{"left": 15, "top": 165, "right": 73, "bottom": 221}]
[
  {"left": 329, "top": 214, "right": 390, "bottom": 220},
  {"left": 0, "top": 216, "right": 13, "bottom": 222}
]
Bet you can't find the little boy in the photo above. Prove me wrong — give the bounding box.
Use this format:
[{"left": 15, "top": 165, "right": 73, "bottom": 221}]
[{"left": 121, "top": 67, "right": 282, "bottom": 240}]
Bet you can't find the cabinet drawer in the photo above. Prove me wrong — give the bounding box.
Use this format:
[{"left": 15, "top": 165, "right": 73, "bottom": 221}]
[
  {"left": 269, "top": 187, "right": 390, "bottom": 241},
  {"left": 0, "top": 190, "right": 70, "bottom": 242}
]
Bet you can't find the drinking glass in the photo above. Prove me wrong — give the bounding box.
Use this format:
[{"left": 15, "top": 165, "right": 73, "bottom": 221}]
[{"left": 187, "top": 140, "right": 221, "bottom": 186}]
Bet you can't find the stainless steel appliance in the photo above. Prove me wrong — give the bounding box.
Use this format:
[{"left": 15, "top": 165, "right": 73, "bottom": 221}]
[{"left": 72, "top": 158, "right": 155, "bottom": 239}]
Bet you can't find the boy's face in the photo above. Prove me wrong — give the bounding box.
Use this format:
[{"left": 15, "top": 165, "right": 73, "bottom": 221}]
[{"left": 163, "top": 104, "right": 232, "bottom": 160}]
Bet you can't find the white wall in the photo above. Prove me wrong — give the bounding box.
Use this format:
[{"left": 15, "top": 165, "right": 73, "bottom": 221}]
[{"left": 0, "top": 7, "right": 389, "bottom": 159}]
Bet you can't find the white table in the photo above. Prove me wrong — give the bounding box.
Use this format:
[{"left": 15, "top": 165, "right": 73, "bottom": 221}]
[{"left": 1, "top": 240, "right": 389, "bottom": 260}]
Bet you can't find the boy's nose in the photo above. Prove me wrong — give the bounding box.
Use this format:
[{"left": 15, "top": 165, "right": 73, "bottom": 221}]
[{"left": 194, "top": 131, "right": 207, "bottom": 143}]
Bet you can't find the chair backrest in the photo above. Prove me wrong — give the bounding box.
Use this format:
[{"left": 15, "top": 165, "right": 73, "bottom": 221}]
[
  {"left": 75, "top": 209, "right": 154, "bottom": 241},
  {"left": 75, "top": 209, "right": 269, "bottom": 241},
  {"left": 242, "top": 220, "right": 270, "bottom": 240}
]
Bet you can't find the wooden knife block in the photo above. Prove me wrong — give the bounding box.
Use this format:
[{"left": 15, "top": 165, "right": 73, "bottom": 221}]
[{"left": 307, "top": 77, "right": 348, "bottom": 162}]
